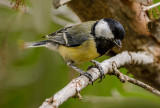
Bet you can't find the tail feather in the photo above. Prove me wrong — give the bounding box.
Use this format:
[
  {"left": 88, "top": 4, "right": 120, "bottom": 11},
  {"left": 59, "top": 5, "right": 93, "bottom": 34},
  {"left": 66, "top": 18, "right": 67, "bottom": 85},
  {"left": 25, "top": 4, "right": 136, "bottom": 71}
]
[
  {"left": 25, "top": 40, "right": 59, "bottom": 51},
  {"left": 25, "top": 41, "right": 48, "bottom": 48}
]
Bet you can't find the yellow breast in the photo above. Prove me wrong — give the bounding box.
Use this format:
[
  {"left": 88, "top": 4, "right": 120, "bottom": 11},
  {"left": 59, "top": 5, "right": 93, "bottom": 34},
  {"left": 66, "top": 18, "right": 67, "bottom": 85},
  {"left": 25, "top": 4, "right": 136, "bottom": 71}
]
[{"left": 58, "top": 38, "right": 100, "bottom": 64}]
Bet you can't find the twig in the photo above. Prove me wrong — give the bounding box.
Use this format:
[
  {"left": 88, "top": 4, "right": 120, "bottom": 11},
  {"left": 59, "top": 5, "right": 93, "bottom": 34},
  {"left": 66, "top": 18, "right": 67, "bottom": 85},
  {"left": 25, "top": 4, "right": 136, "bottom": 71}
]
[
  {"left": 142, "top": 2, "right": 160, "bottom": 11},
  {"left": 111, "top": 62, "right": 160, "bottom": 96},
  {"left": 53, "top": 0, "right": 72, "bottom": 8},
  {"left": 51, "top": 5, "right": 81, "bottom": 27},
  {"left": 39, "top": 51, "right": 155, "bottom": 108}
]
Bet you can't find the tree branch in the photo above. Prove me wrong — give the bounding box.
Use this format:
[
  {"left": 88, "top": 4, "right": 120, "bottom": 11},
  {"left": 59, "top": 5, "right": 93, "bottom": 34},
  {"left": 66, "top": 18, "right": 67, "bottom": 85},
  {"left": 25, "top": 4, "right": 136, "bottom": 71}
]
[
  {"left": 142, "top": 2, "right": 160, "bottom": 11},
  {"left": 39, "top": 51, "right": 155, "bottom": 108},
  {"left": 110, "top": 63, "right": 160, "bottom": 96}
]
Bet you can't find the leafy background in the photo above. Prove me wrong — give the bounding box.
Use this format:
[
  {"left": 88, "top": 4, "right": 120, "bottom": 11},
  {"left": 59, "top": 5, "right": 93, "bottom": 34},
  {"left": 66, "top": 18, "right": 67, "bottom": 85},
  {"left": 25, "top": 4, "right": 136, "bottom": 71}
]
[{"left": 0, "top": 0, "right": 160, "bottom": 108}]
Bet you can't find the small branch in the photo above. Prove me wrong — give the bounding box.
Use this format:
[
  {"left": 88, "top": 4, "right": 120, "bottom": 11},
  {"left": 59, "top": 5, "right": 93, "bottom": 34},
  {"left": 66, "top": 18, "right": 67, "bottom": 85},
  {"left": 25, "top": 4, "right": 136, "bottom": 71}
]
[
  {"left": 39, "top": 51, "right": 154, "bottom": 108},
  {"left": 111, "top": 63, "right": 160, "bottom": 96},
  {"left": 53, "top": 0, "right": 72, "bottom": 8},
  {"left": 142, "top": 2, "right": 160, "bottom": 11},
  {"left": 51, "top": 6, "right": 81, "bottom": 27},
  {"left": 0, "top": 0, "right": 12, "bottom": 8}
]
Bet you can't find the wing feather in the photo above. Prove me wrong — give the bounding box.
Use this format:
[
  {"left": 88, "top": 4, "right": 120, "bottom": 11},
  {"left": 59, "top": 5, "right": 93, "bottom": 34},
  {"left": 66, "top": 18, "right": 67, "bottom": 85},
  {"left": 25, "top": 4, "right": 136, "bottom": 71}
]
[{"left": 46, "top": 21, "right": 95, "bottom": 47}]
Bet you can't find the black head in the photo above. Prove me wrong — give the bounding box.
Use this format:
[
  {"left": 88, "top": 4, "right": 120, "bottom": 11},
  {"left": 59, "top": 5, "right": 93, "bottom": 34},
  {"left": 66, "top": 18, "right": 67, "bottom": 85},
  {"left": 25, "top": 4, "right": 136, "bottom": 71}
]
[
  {"left": 91, "top": 18, "right": 125, "bottom": 48},
  {"left": 103, "top": 18, "right": 125, "bottom": 40}
]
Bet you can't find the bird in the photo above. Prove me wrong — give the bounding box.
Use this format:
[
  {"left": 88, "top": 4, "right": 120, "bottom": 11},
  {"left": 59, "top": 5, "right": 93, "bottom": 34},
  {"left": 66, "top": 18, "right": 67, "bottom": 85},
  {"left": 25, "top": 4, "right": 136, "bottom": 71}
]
[{"left": 26, "top": 18, "right": 125, "bottom": 83}]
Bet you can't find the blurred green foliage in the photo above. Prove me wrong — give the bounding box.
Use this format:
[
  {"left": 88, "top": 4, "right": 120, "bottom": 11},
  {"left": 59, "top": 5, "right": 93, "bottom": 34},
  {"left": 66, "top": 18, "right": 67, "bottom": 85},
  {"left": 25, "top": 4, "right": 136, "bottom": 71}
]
[{"left": 0, "top": 0, "right": 160, "bottom": 108}]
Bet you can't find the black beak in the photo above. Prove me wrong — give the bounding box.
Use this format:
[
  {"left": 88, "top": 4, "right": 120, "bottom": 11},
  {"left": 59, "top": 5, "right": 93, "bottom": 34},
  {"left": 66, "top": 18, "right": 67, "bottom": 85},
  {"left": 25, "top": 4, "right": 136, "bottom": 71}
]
[{"left": 113, "top": 39, "right": 122, "bottom": 49}]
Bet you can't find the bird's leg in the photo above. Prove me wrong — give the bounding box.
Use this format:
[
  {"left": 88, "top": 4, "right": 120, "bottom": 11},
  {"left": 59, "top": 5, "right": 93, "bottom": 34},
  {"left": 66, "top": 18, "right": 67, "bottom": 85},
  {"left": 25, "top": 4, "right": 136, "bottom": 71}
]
[
  {"left": 67, "top": 62, "right": 93, "bottom": 83},
  {"left": 89, "top": 60, "right": 105, "bottom": 83}
]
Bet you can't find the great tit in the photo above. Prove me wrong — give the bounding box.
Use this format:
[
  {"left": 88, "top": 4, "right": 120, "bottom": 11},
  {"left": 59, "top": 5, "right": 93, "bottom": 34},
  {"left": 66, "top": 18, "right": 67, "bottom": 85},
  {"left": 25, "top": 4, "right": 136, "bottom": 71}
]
[{"left": 27, "top": 18, "right": 125, "bottom": 82}]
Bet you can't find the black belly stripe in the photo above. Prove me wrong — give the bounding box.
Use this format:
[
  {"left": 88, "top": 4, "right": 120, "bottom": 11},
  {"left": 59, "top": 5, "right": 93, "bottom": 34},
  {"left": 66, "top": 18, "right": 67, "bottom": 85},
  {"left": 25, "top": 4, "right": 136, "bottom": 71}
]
[{"left": 95, "top": 37, "right": 115, "bottom": 55}]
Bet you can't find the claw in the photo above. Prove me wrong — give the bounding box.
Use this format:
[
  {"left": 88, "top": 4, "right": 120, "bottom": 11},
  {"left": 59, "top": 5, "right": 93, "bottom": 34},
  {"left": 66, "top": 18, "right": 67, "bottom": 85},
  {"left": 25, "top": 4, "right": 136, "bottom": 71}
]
[
  {"left": 90, "top": 60, "right": 105, "bottom": 83},
  {"left": 67, "top": 62, "right": 93, "bottom": 85},
  {"left": 87, "top": 65, "right": 95, "bottom": 71},
  {"left": 83, "top": 72, "right": 93, "bottom": 85}
]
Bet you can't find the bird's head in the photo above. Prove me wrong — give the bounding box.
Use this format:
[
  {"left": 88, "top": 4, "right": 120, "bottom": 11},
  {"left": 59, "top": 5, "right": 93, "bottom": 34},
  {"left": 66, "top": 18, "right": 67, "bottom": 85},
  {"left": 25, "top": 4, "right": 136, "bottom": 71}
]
[{"left": 91, "top": 18, "right": 125, "bottom": 49}]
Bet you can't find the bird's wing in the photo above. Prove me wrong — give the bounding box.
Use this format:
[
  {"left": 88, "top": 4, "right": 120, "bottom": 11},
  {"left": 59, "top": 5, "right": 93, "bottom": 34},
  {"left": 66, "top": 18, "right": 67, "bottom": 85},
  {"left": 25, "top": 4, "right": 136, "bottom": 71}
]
[
  {"left": 45, "top": 26, "right": 73, "bottom": 38},
  {"left": 47, "top": 32, "right": 89, "bottom": 47},
  {"left": 45, "top": 21, "right": 95, "bottom": 47}
]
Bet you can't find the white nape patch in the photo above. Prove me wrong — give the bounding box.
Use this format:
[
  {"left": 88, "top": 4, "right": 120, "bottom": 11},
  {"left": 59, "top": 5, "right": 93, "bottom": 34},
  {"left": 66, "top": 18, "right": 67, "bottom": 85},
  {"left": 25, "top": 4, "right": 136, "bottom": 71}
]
[{"left": 95, "top": 19, "right": 114, "bottom": 39}]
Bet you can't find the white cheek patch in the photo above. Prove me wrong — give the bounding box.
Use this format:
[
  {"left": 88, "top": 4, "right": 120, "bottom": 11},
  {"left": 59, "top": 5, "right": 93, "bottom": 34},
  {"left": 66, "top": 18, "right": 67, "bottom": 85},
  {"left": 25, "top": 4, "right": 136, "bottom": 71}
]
[{"left": 95, "top": 20, "right": 114, "bottom": 39}]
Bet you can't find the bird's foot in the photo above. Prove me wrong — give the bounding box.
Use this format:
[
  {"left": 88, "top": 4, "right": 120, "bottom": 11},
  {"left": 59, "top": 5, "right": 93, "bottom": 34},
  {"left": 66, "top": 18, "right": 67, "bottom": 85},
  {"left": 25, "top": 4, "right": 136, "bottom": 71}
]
[
  {"left": 82, "top": 72, "right": 93, "bottom": 84},
  {"left": 89, "top": 60, "right": 105, "bottom": 83},
  {"left": 68, "top": 62, "right": 93, "bottom": 84}
]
